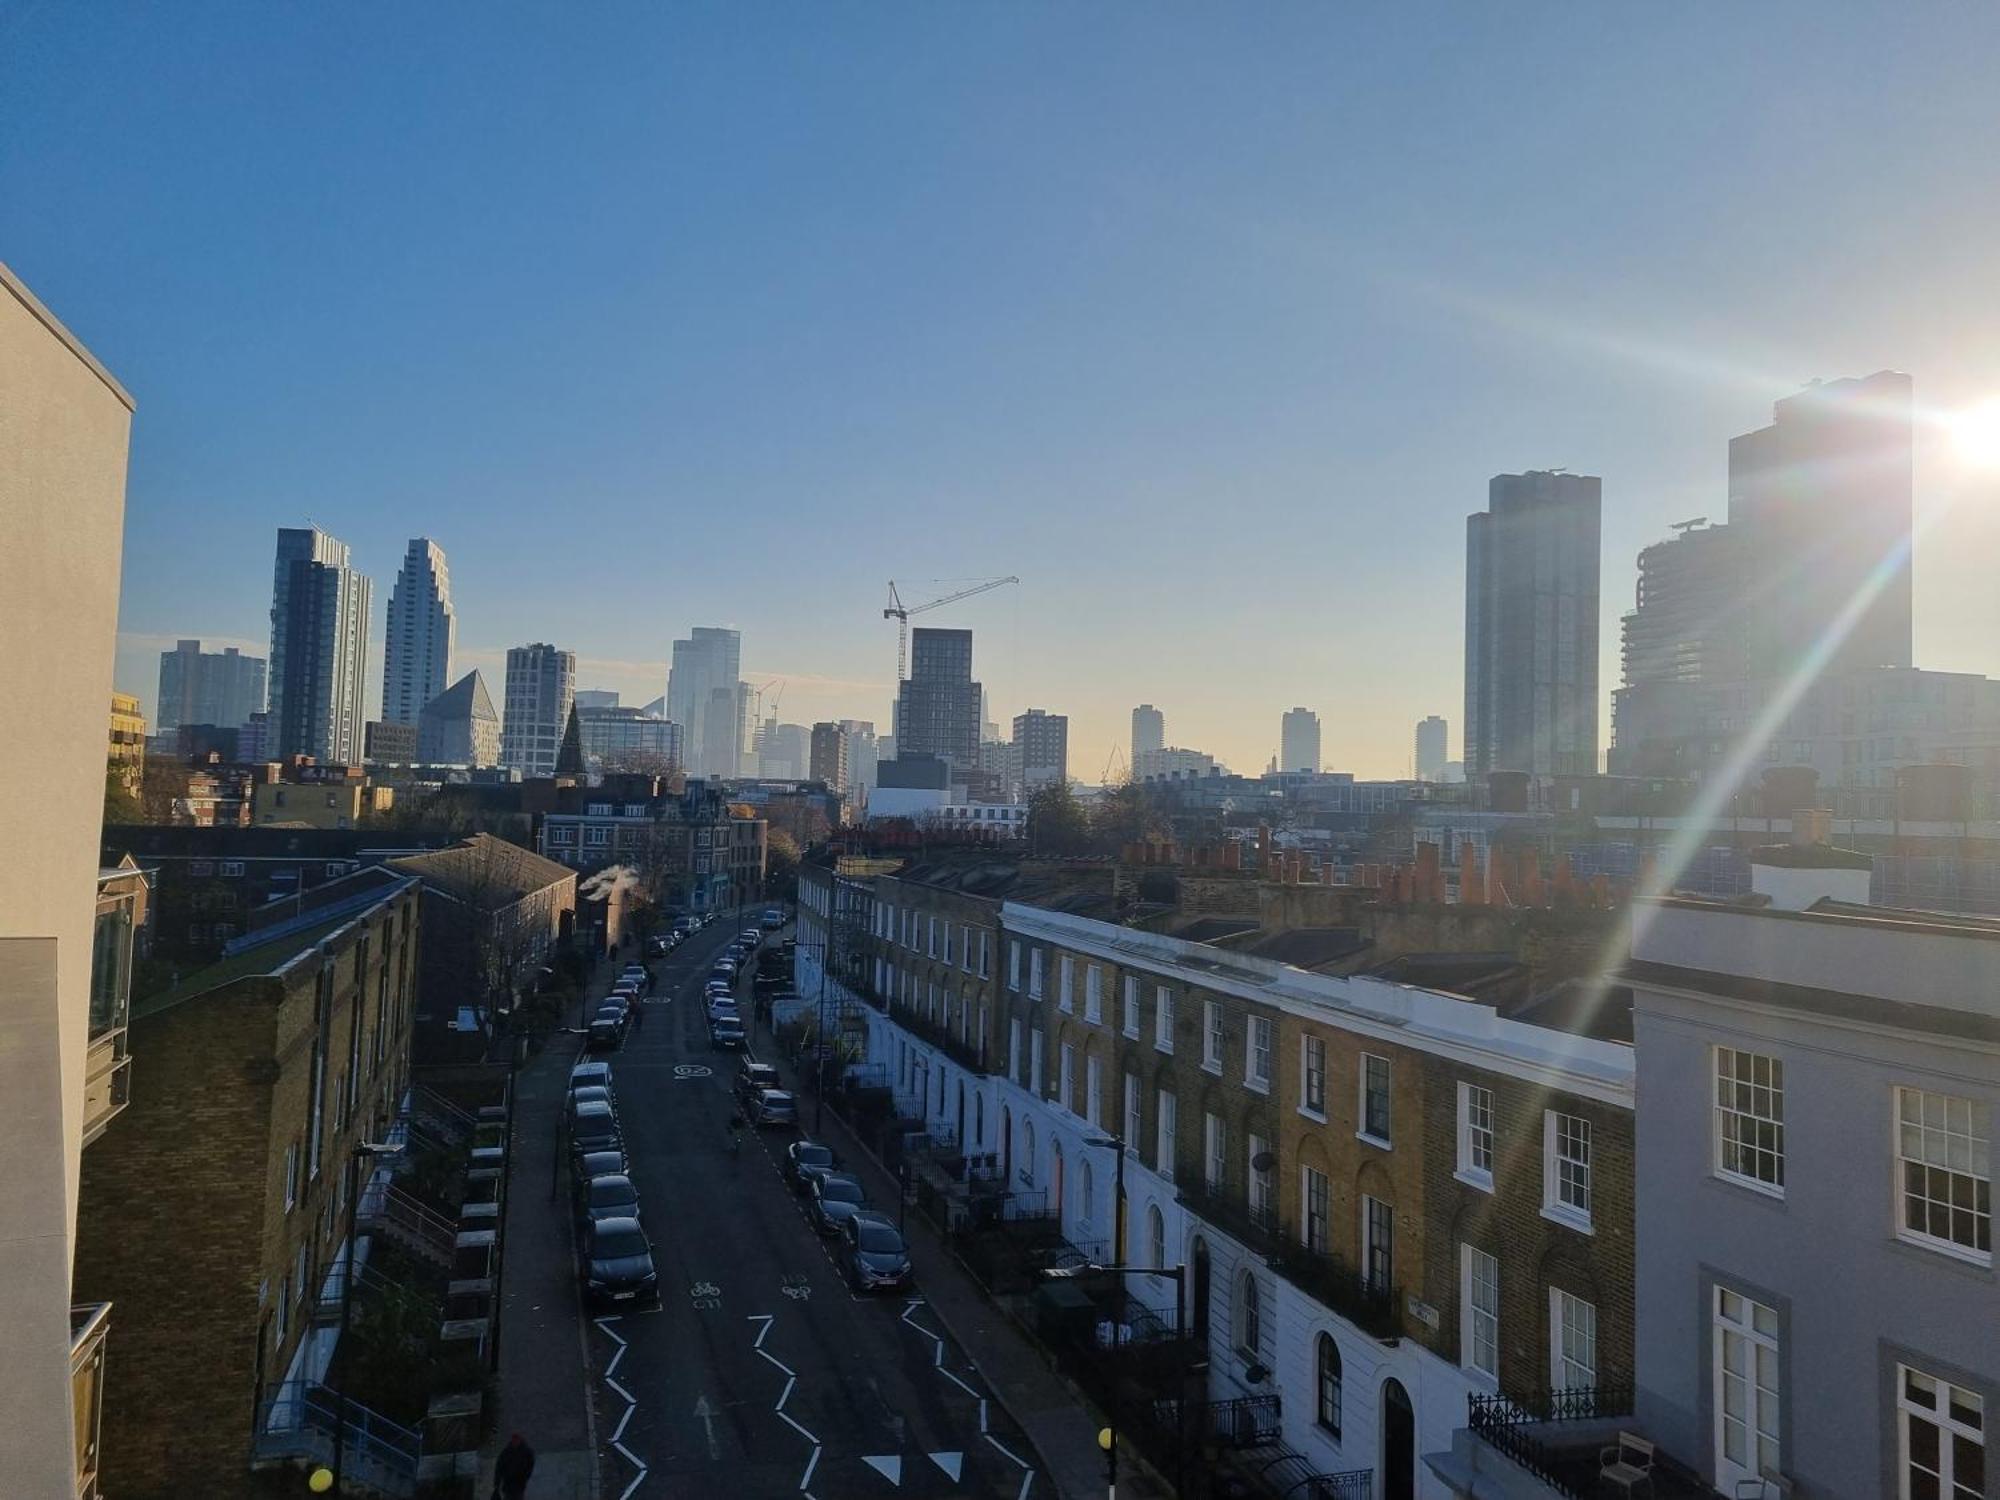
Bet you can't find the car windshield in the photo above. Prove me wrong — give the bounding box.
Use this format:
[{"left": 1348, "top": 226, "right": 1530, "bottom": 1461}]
[
  {"left": 856, "top": 1222, "right": 904, "bottom": 1255},
  {"left": 590, "top": 1178, "right": 635, "bottom": 1207},
  {"left": 823, "top": 1179, "right": 863, "bottom": 1204},
  {"left": 594, "top": 1227, "right": 648, "bottom": 1259},
  {"left": 796, "top": 1144, "right": 833, "bottom": 1166}
]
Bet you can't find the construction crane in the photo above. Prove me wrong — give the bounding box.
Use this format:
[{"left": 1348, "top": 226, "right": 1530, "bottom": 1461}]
[{"left": 883, "top": 577, "right": 1019, "bottom": 683}]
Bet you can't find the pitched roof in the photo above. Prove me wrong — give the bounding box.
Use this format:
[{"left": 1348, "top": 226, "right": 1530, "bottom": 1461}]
[
  {"left": 420, "top": 669, "right": 499, "bottom": 725},
  {"left": 556, "top": 703, "right": 585, "bottom": 775},
  {"left": 386, "top": 832, "right": 575, "bottom": 905}
]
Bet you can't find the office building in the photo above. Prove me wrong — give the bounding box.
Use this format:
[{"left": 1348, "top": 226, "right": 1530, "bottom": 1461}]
[
  {"left": 1011, "top": 708, "right": 1069, "bottom": 794},
  {"left": 155, "top": 640, "right": 266, "bottom": 733},
  {"left": 1134, "top": 746, "right": 1218, "bottom": 781},
  {"left": 895, "top": 627, "right": 982, "bottom": 773},
  {"left": 268, "top": 527, "right": 372, "bottom": 764},
  {"left": 108, "top": 692, "right": 146, "bottom": 789},
  {"left": 418, "top": 669, "right": 502, "bottom": 767},
  {"left": 574, "top": 689, "right": 620, "bottom": 711},
  {"left": 500, "top": 643, "right": 576, "bottom": 778},
  {"left": 0, "top": 261, "right": 137, "bottom": 1500},
  {"left": 756, "top": 720, "right": 810, "bottom": 781},
  {"left": 665, "top": 627, "right": 743, "bottom": 778},
  {"left": 840, "top": 719, "right": 880, "bottom": 806},
  {"left": 578, "top": 703, "right": 682, "bottom": 773},
  {"left": 1280, "top": 706, "right": 1321, "bottom": 774},
  {"left": 810, "top": 721, "right": 849, "bottom": 791},
  {"left": 1131, "top": 703, "right": 1165, "bottom": 771},
  {"left": 1464, "top": 470, "right": 1601, "bottom": 780},
  {"left": 1414, "top": 715, "right": 1448, "bottom": 781},
  {"left": 362, "top": 718, "right": 418, "bottom": 765},
  {"left": 380, "top": 537, "right": 455, "bottom": 727}
]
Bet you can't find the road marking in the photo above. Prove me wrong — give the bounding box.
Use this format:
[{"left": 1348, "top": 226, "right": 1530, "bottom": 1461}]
[
  {"left": 614, "top": 1440, "right": 646, "bottom": 1467},
  {"left": 776, "top": 1374, "right": 796, "bottom": 1411},
  {"left": 984, "top": 1435, "right": 1030, "bottom": 1469},
  {"left": 980, "top": 1399, "right": 989, "bottom": 1433},
  {"left": 747, "top": 1313, "right": 774, "bottom": 1347},
  {"left": 611, "top": 1404, "right": 634, "bottom": 1443},
  {"left": 777, "top": 1410, "right": 819, "bottom": 1445},
  {"left": 618, "top": 1471, "right": 648, "bottom": 1500},
  {"left": 929, "top": 1451, "right": 963, "bottom": 1481},
  {"left": 594, "top": 1315, "right": 627, "bottom": 1345},
  {"left": 862, "top": 1454, "right": 903, "bottom": 1486},
  {"left": 693, "top": 1395, "right": 720, "bottom": 1460},
  {"left": 1018, "top": 1471, "right": 1034, "bottom": 1500},
  {"left": 690, "top": 1281, "right": 721, "bottom": 1298},
  {"left": 606, "top": 1343, "right": 626, "bottom": 1378},
  {"left": 799, "top": 1447, "right": 821, "bottom": 1491},
  {"left": 758, "top": 1346, "right": 796, "bottom": 1377},
  {"left": 674, "top": 1064, "right": 713, "bottom": 1078},
  {"left": 941, "top": 1368, "right": 981, "bottom": 1400},
  {"left": 605, "top": 1376, "right": 635, "bottom": 1403}
]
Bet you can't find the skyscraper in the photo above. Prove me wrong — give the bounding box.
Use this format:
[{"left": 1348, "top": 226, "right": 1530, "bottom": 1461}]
[
  {"left": 500, "top": 643, "right": 577, "bottom": 777},
  {"left": 895, "top": 627, "right": 981, "bottom": 772},
  {"left": 809, "top": 722, "right": 849, "bottom": 789},
  {"left": 156, "top": 639, "right": 266, "bottom": 731},
  {"left": 666, "top": 626, "right": 742, "bottom": 778},
  {"left": 382, "top": 538, "right": 455, "bottom": 726},
  {"left": 1011, "top": 708, "right": 1069, "bottom": 794},
  {"left": 418, "top": 669, "right": 501, "bottom": 767},
  {"left": 1464, "top": 471, "right": 1601, "bottom": 780},
  {"left": 838, "top": 719, "right": 879, "bottom": 807},
  {"left": 269, "top": 527, "right": 372, "bottom": 764},
  {"left": 1280, "top": 707, "right": 1321, "bottom": 774},
  {"left": 1132, "top": 704, "right": 1164, "bottom": 771},
  {"left": 1414, "top": 715, "right": 1449, "bottom": 781}
]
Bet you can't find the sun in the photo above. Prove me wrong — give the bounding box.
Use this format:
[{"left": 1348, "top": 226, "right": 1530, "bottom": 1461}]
[{"left": 1948, "top": 400, "right": 2000, "bottom": 471}]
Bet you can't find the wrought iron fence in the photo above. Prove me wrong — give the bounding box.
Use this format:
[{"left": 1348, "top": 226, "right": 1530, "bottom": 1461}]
[
  {"left": 1268, "top": 1230, "right": 1402, "bottom": 1341},
  {"left": 1466, "top": 1386, "right": 1636, "bottom": 1495}
]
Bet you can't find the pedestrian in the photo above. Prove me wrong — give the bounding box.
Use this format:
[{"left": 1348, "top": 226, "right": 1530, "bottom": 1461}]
[{"left": 493, "top": 1433, "right": 535, "bottom": 1500}]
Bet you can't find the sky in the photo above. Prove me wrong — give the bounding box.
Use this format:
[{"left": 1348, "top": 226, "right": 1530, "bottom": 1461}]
[{"left": 9, "top": 4, "right": 2000, "bottom": 780}]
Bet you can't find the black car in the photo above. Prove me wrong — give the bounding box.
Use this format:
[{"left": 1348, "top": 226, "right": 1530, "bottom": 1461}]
[
  {"left": 586, "top": 1018, "right": 622, "bottom": 1052},
  {"left": 582, "top": 1216, "right": 659, "bottom": 1308},
  {"left": 576, "top": 1172, "right": 641, "bottom": 1229},
  {"left": 710, "top": 1016, "right": 746, "bottom": 1051},
  {"left": 577, "top": 1148, "right": 628, "bottom": 1180},
  {"left": 570, "top": 1100, "right": 622, "bottom": 1160},
  {"left": 569, "top": 1060, "right": 614, "bottom": 1096},
  {"left": 809, "top": 1172, "right": 868, "bottom": 1235},
  {"left": 570, "top": 1084, "right": 617, "bottom": 1120},
  {"left": 594, "top": 1002, "right": 630, "bottom": 1034},
  {"left": 786, "top": 1140, "right": 837, "bottom": 1193},
  {"left": 736, "top": 1062, "right": 782, "bottom": 1103},
  {"left": 841, "top": 1212, "right": 912, "bottom": 1292}
]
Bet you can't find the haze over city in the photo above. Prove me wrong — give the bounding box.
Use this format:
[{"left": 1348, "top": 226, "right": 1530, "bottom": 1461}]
[{"left": 11, "top": 4, "right": 2000, "bottom": 778}]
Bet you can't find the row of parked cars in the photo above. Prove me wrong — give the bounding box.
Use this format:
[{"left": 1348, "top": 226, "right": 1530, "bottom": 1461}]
[
  {"left": 566, "top": 1057, "right": 658, "bottom": 1307},
  {"left": 703, "top": 923, "right": 772, "bottom": 1049},
  {"left": 779, "top": 1131, "right": 914, "bottom": 1293},
  {"left": 587, "top": 962, "right": 653, "bottom": 1051}
]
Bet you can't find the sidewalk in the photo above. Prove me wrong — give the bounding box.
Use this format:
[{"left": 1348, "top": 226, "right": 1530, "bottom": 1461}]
[
  {"left": 484, "top": 952, "right": 627, "bottom": 1500},
  {"left": 768, "top": 1028, "right": 1172, "bottom": 1500}
]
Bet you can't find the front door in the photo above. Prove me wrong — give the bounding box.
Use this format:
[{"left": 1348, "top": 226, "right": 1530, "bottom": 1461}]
[
  {"left": 1713, "top": 1286, "right": 1781, "bottom": 1491},
  {"left": 1382, "top": 1378, "right": 1415, "bottom": 1500}
]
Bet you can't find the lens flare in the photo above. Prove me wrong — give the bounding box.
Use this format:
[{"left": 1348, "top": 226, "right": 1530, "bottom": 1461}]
[{"left": 1948, "top": 400, "right": 2000, "bottom": 471}]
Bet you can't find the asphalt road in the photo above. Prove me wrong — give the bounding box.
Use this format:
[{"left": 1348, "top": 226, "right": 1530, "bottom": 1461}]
[{"left": 581, "top": 918, "right": 1043, "bottom": 1500}]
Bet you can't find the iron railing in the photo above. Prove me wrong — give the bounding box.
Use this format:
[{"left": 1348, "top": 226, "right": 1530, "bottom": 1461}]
[
  {"left": 890, "top": 1001, "right": 991, "bottom": 1075},
  {"left": 357, "top": 1181, "right": 457, "bottom": 1262},
  {"left": 1268, "top": 1231, "right": 1402, "bottom": 1341},
  {"left": 1161, "top": 1393, "right": 1283, "bottom": 1449},
  {"left": 1466, "top": 1386, "right": 1636, "bottom": 1495},
  {"left": 253, "top": 1380, "right": 422, "bottom": 1497},
  {"left": 1177, "top": 1179, "right": 1280, "bottom": 1250},
  {"left": 1249, "top": 1449, "right": 1374, "bottom": 1500}
]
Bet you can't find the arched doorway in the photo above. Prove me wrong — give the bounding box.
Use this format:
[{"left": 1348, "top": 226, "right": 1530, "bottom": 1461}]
[
  {"left": 1190, "top": 1237, "right": 1212, "bottom": 1348},
  {"left": 1381, "top": 1378, "right": 1414, "bottom": 1500}
]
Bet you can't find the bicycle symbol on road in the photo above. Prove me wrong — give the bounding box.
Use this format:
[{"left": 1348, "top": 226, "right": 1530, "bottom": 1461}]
[
  {"left": 690, "top": 1280, "right": 722, "bottom": 1309},
  {"left": 674, "top": 1064, "right": 713, "bottom": 1079},
  {"left": 780, "top": 1277, "right": 812, "bottom": 1301}
]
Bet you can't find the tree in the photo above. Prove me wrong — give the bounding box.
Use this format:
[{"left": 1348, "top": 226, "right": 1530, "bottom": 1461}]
[
  {"left": 137, "top": 761, "right": 192, "bottom": 823},
  {"left": 1025, "top": 782, "right": 1092, "bottom": 857},
  {"left": 102, "top": 763, "right": 141, "bottom": 825},
  {"left": 765, "top": 829, "right": 802, "bottom": 897},
  {"left": 1091, "top": 780, "right": 1167, "bottom": 849}
]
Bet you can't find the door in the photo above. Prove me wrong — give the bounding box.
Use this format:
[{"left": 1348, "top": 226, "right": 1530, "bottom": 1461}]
[
  {"left": 1382, "top": 1378, "right": 1415, "bottom": 1500},
  {"left": 1190, "top": 1237, "right": 1211, "bottom": 1348},
  {"left": 1713, "top": 1286, "right": 1781, "bottom": 1492}
]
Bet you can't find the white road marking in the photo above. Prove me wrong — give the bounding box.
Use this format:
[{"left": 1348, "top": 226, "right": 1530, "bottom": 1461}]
[
  {"left": 614, "top": 1440, "right": 646, "bottom": 1467},
  {"left": 757, "top": 1347, "right": 796, "bottom": 1377},
  {"left": 776, "top": 1374, "right": 796, "bottom": 1411},
  {"left": 984, "top": 1434, "right": 1030, "bottom": 1469},
  {"left": 777, "top": 1410, "right": 819, "bottom": 1445},
  {"left": 618, "top": 1470, "right": 649, "bottom": 1500},
  {"left": 862, "top": 1454, "right": 903, "bottom": 1486},
  {"left": 940, "top": 1368, "right": 980, "bottom": 1399},
  {"left": 611, "top": 1404, "right": 634, "bottom": 1443},
  {"left": 693, "top": 1394, "right": 720, "bottom": 1460},
  {"left": 748, "top": 1313, "right": 775, "bottom": 1347},
  {"left": 799, "top": 1447, "right": 821, "bottom": 1491},
  {"left": 605, "top": 1376, "right": 635, "bottom": 1403},
  {"left": 605, "top": 1342, "right": 626, "bottom": 1378},
  {"left": 929, "top": 1451, "right": 964, "bottom": 1481},
  {"left": 1017, "top": 1470, "right": 1035, "bottom": 1500},
  {"left": 594, "top": 1315, "right": 627, "bottom": 1344}
]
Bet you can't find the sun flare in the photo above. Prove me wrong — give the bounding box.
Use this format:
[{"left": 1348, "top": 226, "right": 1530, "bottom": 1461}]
[{"left": 1948, "top": 400, "right": 2000, "bottom": 471}]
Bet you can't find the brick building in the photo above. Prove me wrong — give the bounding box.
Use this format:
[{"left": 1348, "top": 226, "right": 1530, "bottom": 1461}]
[{"left": 71, "top": 868, "right": 420, "bottom": 1498}]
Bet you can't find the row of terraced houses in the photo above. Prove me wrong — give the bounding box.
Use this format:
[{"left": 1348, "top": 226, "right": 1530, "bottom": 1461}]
[{"left": 797, "top": 846, "right": 1998, "bottom": 1500}]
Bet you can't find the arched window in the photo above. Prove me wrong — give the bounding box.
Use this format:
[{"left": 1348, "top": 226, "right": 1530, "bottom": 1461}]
[
  {"left": 1023, "top": 1119, "right": 1036, "bottom": 1186},
  {"left": 1082, "top": 1161, "right": 1096, "bottom": 1223},
  {"left": 1238, "top": 1270, "right": 1262, "bottom": 1358},
  {"left": 1316, "top": 1333, "right": 1343, "bottom": 1438},
  {"left": 1148, "top": 1204, "right": 1166, "bottom": 1270}
]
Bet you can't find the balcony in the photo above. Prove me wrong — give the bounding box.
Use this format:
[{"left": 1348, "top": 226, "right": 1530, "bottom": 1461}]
[
  {"left": 71, "top": 1303, "right": 110, "bottom": 1500},
  {"left": 1177, "top": 1178, "right": 1280, "bottom": 1254},
  {"left": 891, "top": 1001, "right": 991, "bottom": 1075},
  {"left": 80, "top": 1029, "right": 131, "bottom": 1147},
  {"left": 1439, "top": 1388, "right": 1717, "bottom": 1500},
  {"left": 1267, "top": 1226, "right": 1403, "bottom": 1342}
]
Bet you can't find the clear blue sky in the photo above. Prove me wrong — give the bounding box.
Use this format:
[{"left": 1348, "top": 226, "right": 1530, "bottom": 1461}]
[{"left": 10, "top": 3, "right": 2000, "bottom": 777}]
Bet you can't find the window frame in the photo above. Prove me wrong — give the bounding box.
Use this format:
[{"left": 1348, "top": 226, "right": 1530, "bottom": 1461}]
[
  {"left": 1456, "top": 1081, "right": 1495, "bottom": 1191},
  {"left": 1084, "top": 964, "right": 1103, "bottom": 1024},
  {"left": 1898, "top": 1362, "right": 1984, "bottom": 1500},
  {"left": 1085, "top": 1053, "right": 1103, "bottom": 1128},
  {"left": 1236, "top": 1270, "right": 1262, "bottom": 1361},
  {"left": 1460, "top": 1244, "right": 1500, "bottom": 1384},
  {"left": 1122, "top": 975, "right": 1140, "bottom": 1038},
  {"left": 1314, "top": 1333, "right": 1343, "bottom": 1439},
  {"left": 1245, "top": 1016, "right": 1272, "bottom": 1092},
  {"left": 1029, "top": 948, "right": 1045, "bottom": 1000},
  {"left": 1202, "top": 999, "right": 1225, "bottom": 1073},
  {"left": 1009, "top": 940, "right": 1021, "bottom": 992},
  {"left": 1361, "top": 1195, "right": 1393, "bottom": 1294},
  {"left": 1059, "top": 1042, "right": 1075, "bottom": 1111},
  {"left": 1542, "top": 1110, "right": 1595, "bottom": 1232},
  {"left": 1154, "top": 986, "right": 1175, "bottom": 1054},
  {"left": 1058, "top": 954, "right": 1075, "bottom": 1012},
  {"left": 1124, "top": 1073, "right": 1142, "bottom": 1152},
  {"left": 1713, "top": 1046, "right": 1786, "bottom": 1197},
  {"left": 1300, "top": 1034, "right": 1327, "bottom": 1119},
  {"left": 1358, "top": 1053, "right": 1392, "bottom": 1146},
  {"left": 1895, "top": 1086, "right": 1992, "bottom": 1264},
  {"left": 1203, "top": 1112, "right": 1227, "bottom": 1192},
  {"left": 1155, "top": 1088, "right": 1177, "bottom": 1182},
  {"left": 1550, "top": 1287, "right": 1598, "bottom": 1392},
  {"left": 1301, "top": 1164, "right": 1330, "bottom": 1253}
]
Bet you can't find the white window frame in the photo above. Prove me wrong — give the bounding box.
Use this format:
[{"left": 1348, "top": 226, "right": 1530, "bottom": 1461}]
[
  {"left": 1009, "top": 940, "right": 1021, "bottom": 991},
  {"left": 1154, "top": 986, "right": 1175, "bottom": 1053},
  {"left": 1121, "top": 976, "right": 1139, "bottom": 1038},
  {"left": 1361, "top": 1194, "right": 1393, "bottom": 1293},
  {"left": 1712, "top": 1286, "right": 1779, "bottom": 1485},
  {"left": 1156, "top": 1089, "right": 1176, "bottom": 1182},
  {"left": 1550, "top": 1287, "right": 1598, "bottom": 1392},
  {"left": 1456, "top": 1082, "right": 1495, "bottom": 1191},
  {"left": 1300, "top": 1034, "right": 1327, "bottom": 1119},
  {"left": 1058, "top": 955, "right": 1075, "bottom": 1012},
  {"left": 1204, "top": 1112, "right": 1226, "bottom": 1191},
  {"left": 1202, "top": 1000, "right": 1224, "bottom": 1072},
  {"left": 283, "top": 1142, "right": 299, "bottom": 1212},
  {"left": 1358, "top": 1053, "right": 1392, "bottom": 1145},
  {"left": 1059, "top": 1043, "right": 1075, "bottom": 1111},
  {"left": 1898, "top": 1363, "right": 1984, "bottom": 1500},
  {"left": 1009, "top": 1018, "right": 1022, "bottom": 1084},
  {"left": 928, "top": 916, "right": 938, "bottom": 958},
  {"left": 1542, "top": 1110, "right": 1594, "bottom": 1232},
  {"left": 1245, "top": 1016, "right": 1272, "bottom": 1091},
  {"left": 1895, "top": 1086, "right": 1992, "bottom": 1264},
  {"left": 1248, "top": 1134, "right": 1273, "bottom": 1225},
  {"left": 1125, "top": 1073, "right": 1142, "bottom": 1149},
  {"left": 1029, "top": 948, "right": 1045, "bottom": 1000},
  {"left": 1460, "top": 1244, "right": 1500, "bottom": 1384},
  {"left": 1301, "top": 1165, "right": 1330, "bottom": 1252},
  {"left": 1029, "top": 1028, "right": 1044, "bottom": 1096},
  {"left": 978, "top": 933, "right": 990, "bottom": 980},
  {"left": 1713, "top": 1046, "right": 1786, "bottom": 1196},
  {"left": 1085, "top": 1054, "right": 1103, "bottom": 1127},
  {"left": 1084, "top": 964, "right": 1103, "bottom": 1024}
]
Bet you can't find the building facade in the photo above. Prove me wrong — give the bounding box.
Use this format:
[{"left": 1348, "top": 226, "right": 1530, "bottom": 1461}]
[
  {"left": 1133, "top": 704, "right": 1166, "bottom": 770},
  {"left": 1415, "top": 717, "right": 1448, "bottom": 783},
  {"left": 380, "top": 537, "right": 455, "bottom": 727},
  {"left": 578, "top": 704, "right": 682, "bottom": 773},
  {"left": 157, "top": 639, "right": 266, "bottom": 733},
  {"left": 499, "top": 642, "right": 577, "bottom": 778},
  {"left": 269, "top": 527, "right": 372, "bottom": 765},
  {"left": 418, "top": 668, "right": 501, "bottom": 768},
  {"left": 810, "top": 721, "right": 849, "bottom": 792},
  {"left": 539, "top": 782, "right": 767, "bottom": 912},
  {"left": 1464, "top": 472, "right": 1601, "bottom": 782},
  {"left": 665, "top": 626, "right": 742, "bottom": 779},
  {"left": 897, "top": 627, "right": 983, "bottom": 773},
  {"left": 1282, "top": 708, "right": 1322, "bottom": 775},
  {"left": 1012, "top": 708, "right": 1069, "bottom": 795},
  {"left": 0, "top": 259, "right": 136, "bottom": 1500},
  {"left": 108, "top": 692, "right": 146, "bottom": 789}
]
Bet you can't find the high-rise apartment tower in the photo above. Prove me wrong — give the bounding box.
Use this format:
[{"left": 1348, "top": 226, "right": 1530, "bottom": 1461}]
[{"left": 382, "top": 538, "right": 455, "bottom": 726}]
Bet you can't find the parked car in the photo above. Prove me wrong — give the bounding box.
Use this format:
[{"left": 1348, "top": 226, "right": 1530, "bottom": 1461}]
[
  {"left": 706, "top": 995, "right": 740, "bottom": 1023},
  {"left": 841, "top": 1212, "right": 912, "bottom": 1292},
  {"left": 569, "top": 1084, "right": 617, "bottom": 1120},
  {"left": 571, "top": 1100, "right": 622, "bottom": 1159},
  {"left": 748, "top": 1089, "right": 797, "bottom": 1128},
  {"left": 594, "top": 1003, "right": 630, "bottom": 1036},
  {"left": 760, "top": 908, "right": 786, "bottom": 929},
  {"left": 786, "top": 1140, "right": 837, "bottom": 1194},
  {"left": 808, "top": 1172, "right": 868, "bottom": 1235},
  {"left": 710, "top": 960, "right": 736, "bottom": 982},
  {"left": 586, "top": 1018, "right": 623, "bottom": 1052},
  {"left": 569, "top": 1060, "right": 614, "bottom": 1096},
  {"left": 620, "top": 965, "right": 650, "bottom": 992},
  {"left": 645, "top": 935, "right": 672, "bottom": 957},
  {"left": 576, "top": 1172, "right": 641, "bottom": 1229},
  {"left": 581, "top": 1216, "right": 659, "bottom": 1308},
  {"left": 736, "top": 1062, "right": 782, "bottom": 1102},
  {"left": 671, "top": 917, "right": 697, "bottom": 938},
  {"left": 577, "top": 1147, "right": 628, "bottom": 1179},
  {"left": 737, "top": 928, "right": 760, "bottom": 944},
  {"left": 710, "top": 1016, "right": 747, "bottom": 1050}
]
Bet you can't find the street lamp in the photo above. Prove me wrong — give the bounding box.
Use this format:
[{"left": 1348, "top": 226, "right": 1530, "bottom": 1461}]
[
  {"left": 1042, "top": 1261, "right": 1194, "bottom": 1500},
  {"left": 332, "top": 1139, "right": 405, "bottom": 1496}
]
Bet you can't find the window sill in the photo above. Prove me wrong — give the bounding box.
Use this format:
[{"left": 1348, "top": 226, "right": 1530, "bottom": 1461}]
[
  {"left": 1894, "top": 1229, "right": 1994, "bottom": 1273},
  {"left": 1156, "top": 1043, "right": 1175, "bottom": 1056},
  {"left": 1201, "top": 1061, "right": 1224, "bottom": 1077},
  {"left": 1540, "top": 1204, "right": 1594, "bottom": 1236},
  {"left": 1355, "top": 1131, "right": 1393, "bottom": 1153},
  {"left": 1243, "top": 1077, "right": 1271, "bottom": 1096},
  {"left": 1711, "top": 1170, "right": 1786, "bottom": 1203},
  {"left": 1123, "top": 1029, "right": 1140, "bottom": 1041},
  {"left": 1453, "top": 1167, "right": 1494, "bottom": 1195},
  {"left": 1298, "top": 1106, "right": 1327, "bottom": 1124}
]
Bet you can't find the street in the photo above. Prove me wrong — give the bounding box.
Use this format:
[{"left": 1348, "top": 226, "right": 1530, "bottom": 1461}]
[{"left": 578, "top": 919, "right": 1045, "bottom": 1500}]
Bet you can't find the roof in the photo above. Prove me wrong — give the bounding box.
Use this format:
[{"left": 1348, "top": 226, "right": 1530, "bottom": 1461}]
[
  {"left": 421, "top": 669, "right": 499, "bottom": 725},
  {"left": 386, "top": 833, "right": 576, "bottom": 905},
  {"left": 136, "top": 912, "right": 357, "bottom": 1019}
]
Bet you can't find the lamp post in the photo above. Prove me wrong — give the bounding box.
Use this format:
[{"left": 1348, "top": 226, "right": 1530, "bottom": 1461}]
[
  {"left": 332, "top": 1139, "right": 404, "bottom": 1496},
  {"left": 1042, "top": 1261, "right": 1191, "bottom": 1500}
]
